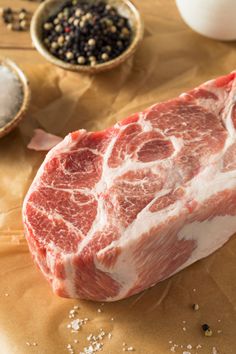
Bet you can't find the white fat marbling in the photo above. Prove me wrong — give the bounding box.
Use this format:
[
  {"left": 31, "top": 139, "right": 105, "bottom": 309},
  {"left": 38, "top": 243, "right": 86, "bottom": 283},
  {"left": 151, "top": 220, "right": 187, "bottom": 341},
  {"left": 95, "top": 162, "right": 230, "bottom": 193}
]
[{"left": 177, "top": 215, "right": 236, "bottom": 270}]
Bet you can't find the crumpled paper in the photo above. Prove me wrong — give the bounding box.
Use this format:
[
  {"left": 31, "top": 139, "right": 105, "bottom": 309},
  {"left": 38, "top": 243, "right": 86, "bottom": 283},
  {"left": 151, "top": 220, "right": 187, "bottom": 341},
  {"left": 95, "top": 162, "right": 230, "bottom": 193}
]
[{"left": 0, "top": 0, "right": 236, "bottom": 353}]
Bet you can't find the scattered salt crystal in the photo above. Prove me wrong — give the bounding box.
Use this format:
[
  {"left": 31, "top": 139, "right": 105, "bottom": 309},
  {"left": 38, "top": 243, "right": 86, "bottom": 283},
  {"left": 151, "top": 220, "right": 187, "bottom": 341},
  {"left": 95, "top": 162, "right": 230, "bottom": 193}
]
[
  {"left": 86, "top": 345, "right": 93, "bottom": 353},
  {"left": 212, "top": 347, "right": 218, "bottom": 354},
  {"left": 122, "top": 346, "right": 134, "bottom": 352},
  {"left": 97, "top": 308, "right": 102, "bottom": 313},
  {"left": 26, "top": 341, "right": 38, "bottom": 347},
  {"left": 94, "top": 342, "right": 102, "bottom": 350},
  {"left": 217, "top": 329, "right": 222, "bottom": 334},
  {"left": 71, "top": 319, "right": 80, "bottom": 331},
  {"left": 74, "top": 339, "right": 79, "bottom": 343},
  {"left": 217, "top": 319, "right": 221, "bottom": 323},
  {"left": 87, "top": 334, "right": 93, "bottom": 341},
  {"left": 0, "top": 65, "right": 23, "bottom": 128},
  {"left": 169, "top": 340, "right": 173, "bottom": 344},
  {"left": 182, "top": 320, "right": 186, "bottom": 324},
  {"left": 108, "top": 333, "right": 112, "bottom": 339},
  {"left": 183, "top": 327, "right": 186, "bottom": 331},
  {"left": 187, "top": 345, "right": 192, "bottom": 350},
  {"left": 11, "top": 235, "right": 20, "bottom": 244},
  {"left": 170, "top": 344, "right": 179, "bottom": 352},
  {"left": 193, "top": 288, "right": 196, "bottom": 292},
  {"left": 183, "top": 352, "right": 191, "bottom": 354},
  {"left": 111, "top": 317, "right": 114, "bottom": 321},
  {"left": 4, "top": 293, "right": 9, "bottom": 297},
  {"left": 196, "top": 344, "right": 202, "bottom": 349}
]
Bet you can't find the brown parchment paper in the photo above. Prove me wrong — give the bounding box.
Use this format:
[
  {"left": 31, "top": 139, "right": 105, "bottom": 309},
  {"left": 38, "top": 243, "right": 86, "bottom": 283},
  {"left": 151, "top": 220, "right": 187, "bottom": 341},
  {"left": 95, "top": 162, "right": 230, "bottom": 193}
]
[{"left": 0, "top": 1, "right": 236, "bottom": 353}]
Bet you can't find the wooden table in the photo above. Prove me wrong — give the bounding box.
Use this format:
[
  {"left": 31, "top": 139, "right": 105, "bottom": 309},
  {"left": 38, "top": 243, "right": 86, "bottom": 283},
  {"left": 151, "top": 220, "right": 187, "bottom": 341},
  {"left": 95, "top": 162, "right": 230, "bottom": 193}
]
[
  {"left": 1, "top": 2, "right": 236, "bottom": 354},
  {"left": 0, "top": 0, "right": 46, "bottom": 69}
]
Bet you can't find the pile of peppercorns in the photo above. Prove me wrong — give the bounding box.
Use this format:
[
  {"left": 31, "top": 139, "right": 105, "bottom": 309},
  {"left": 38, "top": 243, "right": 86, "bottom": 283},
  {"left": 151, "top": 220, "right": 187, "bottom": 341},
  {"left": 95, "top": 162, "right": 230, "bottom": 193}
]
[
  {"left": 1, "top": 1, "right": 45, "bottom": 32},
  {"left": 1, "top": 7, "right": 29, "bottom": 31},
  {"left": 42, "top": 0, "right": 132, "bottom": 66}
]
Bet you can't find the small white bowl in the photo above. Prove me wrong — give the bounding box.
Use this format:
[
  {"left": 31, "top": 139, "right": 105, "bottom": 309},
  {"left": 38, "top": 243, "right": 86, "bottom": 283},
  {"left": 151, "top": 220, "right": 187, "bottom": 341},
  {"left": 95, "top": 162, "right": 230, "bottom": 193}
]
[{"left": 176, "top": 0, "right": 236, "bottom": 41}]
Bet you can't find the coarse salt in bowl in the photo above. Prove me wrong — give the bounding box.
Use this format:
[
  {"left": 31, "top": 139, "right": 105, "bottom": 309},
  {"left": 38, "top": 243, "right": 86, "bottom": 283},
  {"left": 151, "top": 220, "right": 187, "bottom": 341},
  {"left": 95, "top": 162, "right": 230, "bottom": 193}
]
[
  {"left": 0, "top": 66, "right": 23, "bottom": 128},
  {"left": 0, "top": 58, "right": 31, "bottom": 139}
]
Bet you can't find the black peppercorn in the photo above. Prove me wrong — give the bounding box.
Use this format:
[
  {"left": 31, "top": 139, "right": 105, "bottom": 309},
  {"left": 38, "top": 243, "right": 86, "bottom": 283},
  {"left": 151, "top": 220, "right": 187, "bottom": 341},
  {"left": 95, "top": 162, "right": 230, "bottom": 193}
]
[
  {"left": 3, "top": 7, "right": 12, "bottom": 15},
  {"left": 41, "top": 0, "right": 132, "bottom": 66},
  {"left": 2, "top": 7, "right": 13, "bottom": 24},
  {"left": 202, "top": 324, "right": 209, "bottom": 331},
  {"left": 202, "top": 324, "right": 213, "bottom": 337},
  {"left": 3, "top": 13, "right": 13, "bottom": 24},
  {"left": 117, "top": 40, "right": 123, "bottom": 48}
]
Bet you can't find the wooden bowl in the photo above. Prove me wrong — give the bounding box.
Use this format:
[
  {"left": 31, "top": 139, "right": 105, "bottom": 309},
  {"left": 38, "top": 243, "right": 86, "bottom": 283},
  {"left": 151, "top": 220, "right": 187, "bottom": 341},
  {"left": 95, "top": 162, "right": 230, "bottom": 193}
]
[
  {"left": 0, "top": 58, "right": 31, "bottom": 139},
  {"left": 31, "top": 0, "right": 143, "bottom": 74}
]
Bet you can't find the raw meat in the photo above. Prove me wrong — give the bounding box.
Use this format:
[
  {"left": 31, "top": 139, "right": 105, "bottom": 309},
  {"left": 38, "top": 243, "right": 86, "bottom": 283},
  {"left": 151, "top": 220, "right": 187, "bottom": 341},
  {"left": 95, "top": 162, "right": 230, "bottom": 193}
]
[
  {"left": 27, "top": 129, "right": 63, "bottom": 151},
  {"left": 23, "top": 72, "right": 236, "bottom": 301}
]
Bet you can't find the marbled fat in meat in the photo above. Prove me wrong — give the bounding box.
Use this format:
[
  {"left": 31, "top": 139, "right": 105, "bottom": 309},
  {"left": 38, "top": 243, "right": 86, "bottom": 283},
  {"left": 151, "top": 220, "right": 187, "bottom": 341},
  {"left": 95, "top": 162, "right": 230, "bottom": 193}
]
[{"left": 23, "top": 72, "right": 236, "bottom": 301}]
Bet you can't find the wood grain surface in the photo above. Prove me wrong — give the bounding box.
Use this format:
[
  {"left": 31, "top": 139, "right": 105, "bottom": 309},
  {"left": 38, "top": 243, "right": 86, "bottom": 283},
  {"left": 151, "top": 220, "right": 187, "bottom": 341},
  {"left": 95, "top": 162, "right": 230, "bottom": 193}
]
[
  {"left": 0, "top": 0, "right": 39, "bottom": 48},
  {"left": 0, "top": 1, "right": 48, "bottom": 69},
  {"left": 0, "top": 2, "right": 236, "bottom": 354}
]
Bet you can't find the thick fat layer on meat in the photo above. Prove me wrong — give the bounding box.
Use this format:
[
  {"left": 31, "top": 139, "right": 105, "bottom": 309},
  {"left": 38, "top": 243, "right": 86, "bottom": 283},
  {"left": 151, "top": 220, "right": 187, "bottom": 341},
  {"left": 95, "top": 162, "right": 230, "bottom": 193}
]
[{"left": 23, "top": 72, "right": 236, "bottom": 301}]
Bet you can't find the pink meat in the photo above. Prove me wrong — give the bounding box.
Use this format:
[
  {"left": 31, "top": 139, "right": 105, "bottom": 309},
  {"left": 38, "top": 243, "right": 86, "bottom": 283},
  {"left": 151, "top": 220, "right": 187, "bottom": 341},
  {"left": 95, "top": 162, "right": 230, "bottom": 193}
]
[
  {"left": 23, "top": 72, "right": 236, "bottom": 301},
  {"left": 27, "top": 129, "right": 63, "bottom": 151}
]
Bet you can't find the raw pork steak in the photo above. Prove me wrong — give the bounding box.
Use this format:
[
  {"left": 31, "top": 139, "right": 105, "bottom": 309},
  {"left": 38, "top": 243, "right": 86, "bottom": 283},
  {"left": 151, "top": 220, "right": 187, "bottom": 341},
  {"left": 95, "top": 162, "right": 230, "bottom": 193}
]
[{"left": 23, "top": 72, "right": 236, "bottom": 301}]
